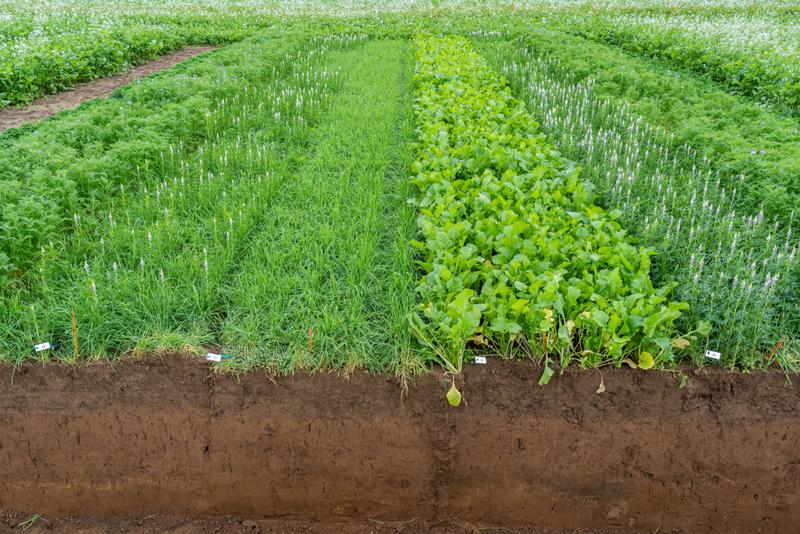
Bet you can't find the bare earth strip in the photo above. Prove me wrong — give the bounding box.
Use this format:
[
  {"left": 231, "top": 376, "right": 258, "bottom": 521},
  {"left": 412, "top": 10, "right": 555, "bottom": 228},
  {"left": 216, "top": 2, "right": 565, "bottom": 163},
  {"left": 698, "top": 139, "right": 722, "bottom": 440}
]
[{"left": 0, "top": 46, "right": 216, "bottom": 133}]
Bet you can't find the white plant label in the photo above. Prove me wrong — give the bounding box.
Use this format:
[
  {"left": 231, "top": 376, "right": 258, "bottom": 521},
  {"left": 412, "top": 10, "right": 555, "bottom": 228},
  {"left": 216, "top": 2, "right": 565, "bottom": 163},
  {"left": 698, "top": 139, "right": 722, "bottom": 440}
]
[
  {"left": 474, "top": 356, "right": 487, "bottom": 364},
  {"left": 206, "top": 352, "right": 222, "bottom": 362},
  {"left": 705, "top": 350, "right": 721, "bottom": 360},
  {"left": 33, "top": 342, "right": 51, "bottom": 352}
]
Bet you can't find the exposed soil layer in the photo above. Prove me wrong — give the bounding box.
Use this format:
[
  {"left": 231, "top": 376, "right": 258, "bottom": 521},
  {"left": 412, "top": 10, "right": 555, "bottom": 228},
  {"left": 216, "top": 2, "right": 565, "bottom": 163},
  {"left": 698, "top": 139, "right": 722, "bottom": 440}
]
[
  {"left": 0, "top": 511, "right": 635, "bottom": 534},
  {"left": 0, "top": 356, "right": 798, "bottom": 533},
  {"left": 0, "top": 46, "right": 216, "bottom": 133}
]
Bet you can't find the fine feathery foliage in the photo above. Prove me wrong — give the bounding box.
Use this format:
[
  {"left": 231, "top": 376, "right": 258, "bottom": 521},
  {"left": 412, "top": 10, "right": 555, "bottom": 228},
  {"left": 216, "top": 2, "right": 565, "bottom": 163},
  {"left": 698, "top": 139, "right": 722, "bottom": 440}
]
[
  {"left": 0, "top": 38, "right": 424, "bottom": 378},
  {"left": 0, "top": 9, "right": 278, "bottom": 107},
  {"left": 0, "top": 35, "right": 369, "bottom": 362},
  {"left": 557, "top": 12, "right": 800, "bottom": 112},
  {"left": 0, "top": 33, "right": 312, "bottom": 291}
]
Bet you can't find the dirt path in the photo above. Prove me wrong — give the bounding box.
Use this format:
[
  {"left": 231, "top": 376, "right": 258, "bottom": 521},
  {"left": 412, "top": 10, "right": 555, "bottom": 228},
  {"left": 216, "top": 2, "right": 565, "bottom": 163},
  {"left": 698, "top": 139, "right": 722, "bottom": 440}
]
[
  {"left": 0, "top": 46, "right": 216, "bottom": 133},
  {"left": 0, "top": 356, "right": 798, "bottom": 533}
]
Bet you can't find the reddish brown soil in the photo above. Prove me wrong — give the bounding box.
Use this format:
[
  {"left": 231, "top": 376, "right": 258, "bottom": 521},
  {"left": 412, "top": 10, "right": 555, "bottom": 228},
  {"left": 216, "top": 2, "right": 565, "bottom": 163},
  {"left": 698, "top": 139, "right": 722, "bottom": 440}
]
[
  {"left": 0, "top": 46, "right": 216, "bottom": 133},
  {"left": 0, "top": 356, "right": 798, "bottom": 533}
]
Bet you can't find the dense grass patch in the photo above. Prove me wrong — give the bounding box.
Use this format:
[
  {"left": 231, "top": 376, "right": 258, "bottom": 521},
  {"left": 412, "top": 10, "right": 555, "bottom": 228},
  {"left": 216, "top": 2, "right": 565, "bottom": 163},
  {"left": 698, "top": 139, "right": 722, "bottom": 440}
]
[
  {"left": 220, "top": 39, "right": 419, "bottom": 375},
  {"left": 0, "top": 35, "right": 364, "bottom": 362}
]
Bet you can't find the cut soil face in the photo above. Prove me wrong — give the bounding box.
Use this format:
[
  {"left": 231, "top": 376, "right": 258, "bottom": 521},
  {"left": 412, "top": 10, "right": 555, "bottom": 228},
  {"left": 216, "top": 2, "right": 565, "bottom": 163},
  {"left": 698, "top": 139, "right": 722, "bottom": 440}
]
[
  {"left": 0, "top": 356, "right": 798, "bottom": 533},
  {"left": 0, "top": 512, "right": 632, "bottom": 534},
  {"left": 0, "top": 46, "right": 216, "bottom": 133}
]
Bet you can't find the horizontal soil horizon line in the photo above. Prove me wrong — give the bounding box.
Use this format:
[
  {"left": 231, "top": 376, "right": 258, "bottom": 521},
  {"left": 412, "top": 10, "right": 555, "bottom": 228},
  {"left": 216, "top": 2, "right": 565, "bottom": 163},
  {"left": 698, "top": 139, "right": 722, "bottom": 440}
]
[{"left": 1, "top": 355, "right": 798, "bottom": 532}]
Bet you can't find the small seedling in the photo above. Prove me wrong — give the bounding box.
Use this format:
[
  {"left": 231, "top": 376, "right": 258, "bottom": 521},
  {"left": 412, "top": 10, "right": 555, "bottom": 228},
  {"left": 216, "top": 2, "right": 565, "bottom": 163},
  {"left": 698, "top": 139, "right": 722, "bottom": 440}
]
[{"left": 18, "top": 514, "right": 43, "bottom": 531}]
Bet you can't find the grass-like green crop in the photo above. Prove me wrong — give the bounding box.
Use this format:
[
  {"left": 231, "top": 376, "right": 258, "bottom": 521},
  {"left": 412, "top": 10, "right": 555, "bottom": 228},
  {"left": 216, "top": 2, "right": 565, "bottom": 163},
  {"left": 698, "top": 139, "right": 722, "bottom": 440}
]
[
  {"left": 219, "top": 39, "right": 420, "bottom": 375},
  {"left": 0, "top": 35, "right": 367, "bottom": 363},
  {"left": 0, "top": 37, "right": 421, "bottom": 377}
]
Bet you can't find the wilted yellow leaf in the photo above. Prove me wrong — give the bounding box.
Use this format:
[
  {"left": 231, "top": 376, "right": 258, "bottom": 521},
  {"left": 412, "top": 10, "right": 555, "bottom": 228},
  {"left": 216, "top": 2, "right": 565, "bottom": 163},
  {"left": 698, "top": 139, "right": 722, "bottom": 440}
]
[
  {"left": 671, "top": 338, "right": 691, "bottom": 350},
  {"left": 446, "top": 383, "right": 462, "bottom": 407},
  {"left": 638, "top": 351, "right": 654, "bottom": 370}
]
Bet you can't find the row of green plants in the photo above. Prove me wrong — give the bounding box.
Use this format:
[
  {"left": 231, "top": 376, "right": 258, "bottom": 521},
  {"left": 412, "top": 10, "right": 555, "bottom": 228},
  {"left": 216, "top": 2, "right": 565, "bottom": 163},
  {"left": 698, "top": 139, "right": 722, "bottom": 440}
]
[
  {"left": 498, "top": 28, "right": 800, "bottom": 227},
  {"left": 0, "top": 32, "right": 316, "bottom": 292},
  {"left": 9, "top": 2, "right": 794, "bottom": 108},
  {"left": 0, "top": 13, "right": 278, "bottom": 107},
  {"left": 219, "top": 40, "right": 419, "bottom": 374},
  {"left": 480, "top": 36, "right": 798, "bottom": 370},
  {"left": 557, "top": 12, "right": 800, "bottom": 112},
  {"left": 411, "top": 36, "right": 696, "bottom": 396},
  {"left": 0, "top": 35, "right": 367, "bottom": 363}
]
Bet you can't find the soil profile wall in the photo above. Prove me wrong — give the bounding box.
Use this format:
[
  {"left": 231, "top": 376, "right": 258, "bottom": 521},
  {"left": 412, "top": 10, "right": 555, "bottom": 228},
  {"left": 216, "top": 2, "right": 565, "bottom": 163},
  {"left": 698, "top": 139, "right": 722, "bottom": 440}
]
[{"left": 1, "top": 356, "right": 798, "bottom": 533}]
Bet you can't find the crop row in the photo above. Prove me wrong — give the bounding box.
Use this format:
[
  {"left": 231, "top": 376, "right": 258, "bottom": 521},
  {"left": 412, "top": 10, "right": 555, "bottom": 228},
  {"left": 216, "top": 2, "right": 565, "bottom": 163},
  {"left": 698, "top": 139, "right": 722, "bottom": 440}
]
[
  {"left": 0, "top": 11, "right": 279, "bottom": 107},
  {"left": 410, "top": 36, "right": 692, "bottom": 382},
  {"left": 482, "top": 37, "right": 798, "bottom": 369},
  {"left": 491, "top": 29, "right": 800, "bottom": 227},
  {"left": 218, "top": 40, "right": 417, "bottom": 373},
  {"left": 0, "top": 37, "right": 423, "bottom": 373},
  {"left": 0, "top": 32, "right": 324, "bottom": 291},
  {"left": 0, "top": 34, "right": 366, "bottom": 361},
  {"left": 559, "top": 13, "right": 800, "bottom": 112},
  {"left": 9, "top": 0, "right": 797, "bottom": 108}
]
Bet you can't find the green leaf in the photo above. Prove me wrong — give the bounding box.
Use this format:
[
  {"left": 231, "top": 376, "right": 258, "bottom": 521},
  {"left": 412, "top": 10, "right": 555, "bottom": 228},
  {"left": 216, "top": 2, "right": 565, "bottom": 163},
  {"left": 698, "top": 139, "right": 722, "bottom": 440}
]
[
  {"left": 538, "top": 363, "right": 554, "bottom": 386},
  {"left": 591, "top": 309, "right": 609, "bottom": 328},
  {"left": 490, "top": 315, "right": 522, "bottom": 334},
  {"left": 446, "top": 382, "right": 462, "bottom": 407},
  {"left": 638, "top": 351, "right": 654, "bottom": 370},
  {"left": 671, "top": 338, "right": 691, "bottom": 350},
  {"left": 696, "top": 321, "right": 712, "bottom": 337}
]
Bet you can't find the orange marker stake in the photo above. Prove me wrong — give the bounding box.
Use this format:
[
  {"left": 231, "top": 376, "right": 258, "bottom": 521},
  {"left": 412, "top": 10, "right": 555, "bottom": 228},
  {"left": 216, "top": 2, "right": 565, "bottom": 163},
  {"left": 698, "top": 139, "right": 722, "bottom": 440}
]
[
  {"left": 308, "top": 326, "right": 313, "bottom": 354},
  {"left": 543, "top": 331, "right": 548, "bottom": 358},
  {"left": 766, "top": 339, "right": 784, "bottom": 365}
]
